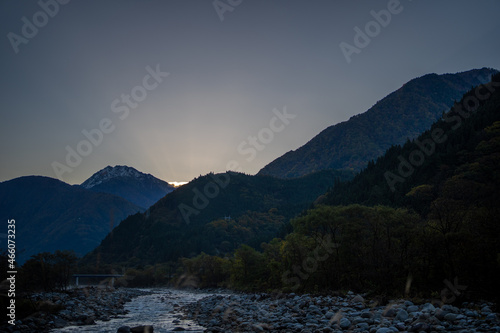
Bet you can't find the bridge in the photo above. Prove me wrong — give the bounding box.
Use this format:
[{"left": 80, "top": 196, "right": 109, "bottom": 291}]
[{"left": 72, "top": 274, "right": 124, "bottom": 287}]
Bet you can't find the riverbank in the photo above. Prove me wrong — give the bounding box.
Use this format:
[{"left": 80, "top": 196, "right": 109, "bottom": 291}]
[
  {"left": 182, "top": 291, "right": 500, "bottom": 332},
  {"left": 1, "top": 287, "right": 152, "bottom": 333}
]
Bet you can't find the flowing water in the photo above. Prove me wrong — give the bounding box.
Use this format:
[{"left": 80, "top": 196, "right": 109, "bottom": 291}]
[{"left": 52, "top": 289, "right": 211, "bottom": 333}]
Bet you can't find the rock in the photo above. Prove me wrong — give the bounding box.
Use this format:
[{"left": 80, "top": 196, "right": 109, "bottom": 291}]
[
  {"left": 251, "top": 324, "right": 264, "bottom": 332},
  {"left": 383, "top": 307, "right": 397, "bottom": 318},
  {"left": 117, "top": 326, "right": 131, "bottom": 333},
  {"left": 422, "top": 303, "right": 436, "bottom": 312},
  {"left": 435, "top": 308, "right": 447, "bottom": 320},
  {"left": 376, "top": 328, "right": 392, "bottom": 333},
  {"left": 464, "top": 310, "right": 478, "bottom": 317},
  {"left": 339, "top": 317, "right": 351, "bottom": 329},
  {"left": 131, "top": 325, "right": 154, "bottom": 333},
  {"left": 325, "top": 311, "right": 335, "bottom": 320},
  {"left": 409, "top": 322, "right": 430, "bottom": 332},
  {"left": 427, "top": 315, "right": 441, "bottom": 325},
  {"left": 481, "top": 305, "right": 492, "bottom": 314},
  {"left": 444, "top": 313, "right": 457, "bottom": 322},
  {"left": 486, "top": 313, "right": 498, "bottom": 321},
  {"left": 361, "top": 311, "right": 373, "bottom": 319},
  {"left": 395, "top": 309, "right": 409, "bottom": 322},
  {"left": 351, "top": 295, "right": 365, "bottom": 303},
  {"left": 394, "top": 322, "right": 405, "bottom": 331},
  {"left": 172, "top": 328, "right": 185, "bottom": 331},
  {"left": 53, "top": 317, "right": 68, "bottom": 328},
  {"left": 357, "top": 322, "right": 370, "bottom": 330},
  {"left": 180, "top": 293, "right": 500, "bottom": 333},
  {"left": 407, "top": 305, "right": 419, "bottom": 313}
]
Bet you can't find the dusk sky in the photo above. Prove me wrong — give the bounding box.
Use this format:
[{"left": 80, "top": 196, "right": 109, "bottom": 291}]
[{"left": 1, "top": 0, "right": 499, "bottom": 184}]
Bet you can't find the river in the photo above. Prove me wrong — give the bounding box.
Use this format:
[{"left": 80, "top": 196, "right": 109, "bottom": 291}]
[{"left": 51, "top": 289, "right": 212, "bottom": 333}]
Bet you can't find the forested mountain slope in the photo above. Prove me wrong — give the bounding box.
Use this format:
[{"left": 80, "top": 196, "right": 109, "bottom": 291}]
[{"left": 259, "top": 68, "right": 497, "bottom": 178}]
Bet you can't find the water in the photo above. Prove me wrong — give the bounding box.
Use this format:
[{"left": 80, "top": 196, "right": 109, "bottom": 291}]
[{"left": 52, "top": 289, "right": 211, "bottom": 333}]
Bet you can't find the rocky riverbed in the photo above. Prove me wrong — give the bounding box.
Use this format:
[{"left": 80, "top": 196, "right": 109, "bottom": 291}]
[
  {"left": 1, "top": 287, "right": 152, "bottom": 333},
  {"left": 182, "top": 291, "right": 500, "bottom": 332}
]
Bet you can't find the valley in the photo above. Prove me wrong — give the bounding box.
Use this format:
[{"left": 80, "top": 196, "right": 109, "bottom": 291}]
[{"left": 2, "top": 67, "right": 500, "bottom": 331}]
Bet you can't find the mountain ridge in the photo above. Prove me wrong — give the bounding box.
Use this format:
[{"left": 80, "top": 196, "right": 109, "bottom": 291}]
[
  {"left": 323, "top": 72, "right": 500, "bottom": 208},
  {"left": 81, "top": 169, "right": 354, "bottom": 266},
  {"left": 258, "top": 68, "right": 498, "bottom": 178},
  {"left": 0, "top": 175, "right": 142, "bottom": 264}
]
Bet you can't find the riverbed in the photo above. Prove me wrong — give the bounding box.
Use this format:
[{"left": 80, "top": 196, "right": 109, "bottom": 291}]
[{"left": 51, "top": 289, "right": 212, "bottom": 333}]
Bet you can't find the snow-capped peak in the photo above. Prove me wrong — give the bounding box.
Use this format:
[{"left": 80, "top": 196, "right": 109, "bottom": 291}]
[{"left": 81, "top": 165, "right": 152, "bottom": 189}]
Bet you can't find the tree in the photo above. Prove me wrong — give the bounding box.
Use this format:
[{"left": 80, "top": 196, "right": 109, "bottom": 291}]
[
  {"left": 230, "top": 245, "right": 266, "bottom": 290},
  {"left": 19, "top": 250, "right": 78, "bottom": 292},
  {"left": 52, "top": 250, "right": 78, "bottom": 290}
]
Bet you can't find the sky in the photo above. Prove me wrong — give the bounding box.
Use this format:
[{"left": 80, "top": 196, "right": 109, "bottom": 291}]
[{"left": 1, "top": 0, "right": 499, "bottom": 185}]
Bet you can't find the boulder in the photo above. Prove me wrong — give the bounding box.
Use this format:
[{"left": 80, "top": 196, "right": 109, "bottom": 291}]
[
  {"left": 486, "top": 313, "right": 498, "bottom": 321},
  {"left": 421, "top": 303, "right": 436, "bottom": 312},
  {"left": 444, "top": 313, "right": 457, "bottom": 322},
  {"left": 375, "top": 328, "right": 392, "bottom": 333},
  {"left": 131, "top": 325, "right": 154, "bottom": 333},
  {"left": 383, "top": 307, "right": 397, "bottom": 317},
  {"left": 395, "top": 309, "right": 409, "bottom": 322},
  {"left": 351, "top": 295, "right": 365, "bottom": 303},
  {"left": 409, "top": 322, "right": 430, "bottom": 332},
  {"left": 339, "top": 317, "right": 351, "bottom": 329},
  {"left": 434, "top": 308, "right": 447, "bottom": 320},
  {"left": 324, "top": 311, "right": 335, "bottom": 320},
  {"left": 407, "top": 305, "right": 419, "bottom": 313}
]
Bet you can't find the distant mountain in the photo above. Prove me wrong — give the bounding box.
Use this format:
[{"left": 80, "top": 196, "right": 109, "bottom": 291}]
[
  {"left": 258, "top": 68, "right": 499, "bottom": 178},
  {"left": 0, "top": 176, "right": 142, "bottom": 264},
  {"left": 81, "top": 169, "right": 353, "bottom": 266},
  {"left": 81, "top": 165, "right": 174, "bottom": 209}
]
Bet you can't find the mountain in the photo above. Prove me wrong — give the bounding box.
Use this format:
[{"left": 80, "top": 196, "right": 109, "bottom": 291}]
[
  {"left": 81, "top": 169, "right": 353, "bottom": 267},
  {"left": 81, "top": 165, "right": 175, "bottom": 209},
  {"left": 0, "top": 176, "right": 142, "bottom": 264},
  {"left": 324, "top": 72, "right": 500, "bottom": 209},
  {"left": 286, "top": 73, "right": 500, "bottom": 298},
  {"left": 258, "top": 68, "right": 498, "bottom": 178}
]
